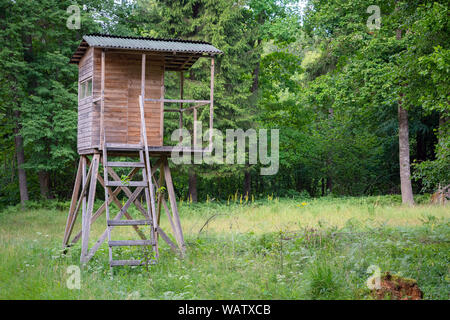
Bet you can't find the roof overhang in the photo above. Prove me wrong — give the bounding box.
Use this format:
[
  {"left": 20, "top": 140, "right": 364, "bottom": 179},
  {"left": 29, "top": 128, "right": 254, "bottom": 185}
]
[{"left": 70, "top": 34, "right": 222, "bottom": 71}]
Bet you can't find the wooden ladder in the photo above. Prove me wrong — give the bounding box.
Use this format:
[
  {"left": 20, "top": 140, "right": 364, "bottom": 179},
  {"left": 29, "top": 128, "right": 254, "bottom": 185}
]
[
  {"left": 101, "top": 96, "right": 160, "bottom": 269},
  {"left": 102, "top": 142, "right": 158, "bottom": 269}
]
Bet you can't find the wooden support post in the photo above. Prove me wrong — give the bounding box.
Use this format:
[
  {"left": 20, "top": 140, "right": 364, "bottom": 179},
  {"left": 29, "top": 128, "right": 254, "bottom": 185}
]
[
  {"left": 209, "top": 57, "right": 215, "bottom": 149},
  {"left": 139, "top": 57, "right": 160, "bottom": 259},
  {"left": 63, "top": 158, "right": 82, "bottom": 248},
  {"left": 102, "top": 138, "right": 112, "bottom": 269},
  {"left": 156, "top": 161, "right": 164, "bottom": 226},
  {"left": 100, "top": 50, "right": 105, "bottom": 148},
  {"left": 141, "top": 54, "right": 146, "bottom": 105},
  {"left": 64, "top": 156, "right": 94, "bottom": 247},
  {"left": 81, "top": 156, "right": 87, "bottom": 240},
  {"left": 160, "top": 64, "right": 165, "bottom": 146},
  {"left": 152, "top": 167, "right": 178, "bottom": 247},
  {"left": 139, "top": 96, "right": 159, "bottom": 255},
  {"left": 179, "top": 72, "right": 184, "bottom": 143},
  {"left": 162, "top": 156, "right": 185, "bottom": 252},
  {"left": 193, "top": 107, "right": 198, "bottom": 148},
  {"left": 80, "top": 153, "right": 100, "bottom": 264},
  {"left": 140, "top": 151, "right": 159, "bottom": 258},
  {"left": 141, "top": 53, "right": 147, "bottom": 146}
]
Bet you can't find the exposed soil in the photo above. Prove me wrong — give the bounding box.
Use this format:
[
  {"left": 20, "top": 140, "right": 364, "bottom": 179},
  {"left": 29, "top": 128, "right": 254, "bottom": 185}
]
[{"left": 373, "top": 272, "right": 423, "bottom": 300}]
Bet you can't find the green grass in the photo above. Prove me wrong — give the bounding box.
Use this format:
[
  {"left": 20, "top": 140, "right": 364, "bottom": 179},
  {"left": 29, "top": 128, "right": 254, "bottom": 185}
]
[{"left": 0, "top": 195, "right": 449, "bottom": 299}]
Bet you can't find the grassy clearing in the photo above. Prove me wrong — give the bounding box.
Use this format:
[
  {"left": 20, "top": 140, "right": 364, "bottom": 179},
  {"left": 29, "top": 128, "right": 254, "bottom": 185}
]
[{"left": 0, "top": 196, "right": 448, "bottom": 300}]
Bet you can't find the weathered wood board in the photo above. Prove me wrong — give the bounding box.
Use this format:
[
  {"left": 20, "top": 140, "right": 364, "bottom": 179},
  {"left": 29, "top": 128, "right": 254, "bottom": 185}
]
[{"left": 77, "top": 49, "right": 164, "bottom": 153}]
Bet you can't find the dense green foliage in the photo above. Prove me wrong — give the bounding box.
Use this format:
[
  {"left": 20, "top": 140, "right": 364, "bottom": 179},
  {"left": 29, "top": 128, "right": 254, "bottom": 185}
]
[{"left": 0, "top": 0, "right": 448, "bottom": 208}]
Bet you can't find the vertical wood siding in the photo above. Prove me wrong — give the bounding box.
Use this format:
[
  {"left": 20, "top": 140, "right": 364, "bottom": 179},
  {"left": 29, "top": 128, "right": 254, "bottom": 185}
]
[{"left": 77, "top": 47, "right": 94, "bottom": 152}]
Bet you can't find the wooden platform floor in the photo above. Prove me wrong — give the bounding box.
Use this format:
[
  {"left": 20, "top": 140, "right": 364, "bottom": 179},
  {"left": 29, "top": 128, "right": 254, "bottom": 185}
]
[{"left": 79, "top": 144, "right": 207, "bottom": 156}]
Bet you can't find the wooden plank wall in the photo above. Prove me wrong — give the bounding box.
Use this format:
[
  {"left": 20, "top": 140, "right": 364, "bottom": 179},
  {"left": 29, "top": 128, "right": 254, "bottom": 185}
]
[
  {"left": 102, "top": 52, "right": 163, "bottom": 146},
  {"left": 77, "top": 47, "right": 94, "bottom": 152},
  {"left": 91, "top": 48, "right": 102, "bottom": 148},
  {"left": 128, "top": 54, "right": 164, "bottom": 146},
  {"left": 78, "top": 49, "right": 164, "bottom": 153},
  {"left": 103, "top": 52, "right": 129, "bottom": 144}
]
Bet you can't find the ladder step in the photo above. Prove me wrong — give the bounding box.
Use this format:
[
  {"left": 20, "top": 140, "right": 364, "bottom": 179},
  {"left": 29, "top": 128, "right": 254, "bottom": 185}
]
[
  {"left": 109, "top": 240, "right": 153, "bottom": 247},
  {"left": 105, "top": 181, "right": 148, "bottom": 187},
  {"left": 105, "top": 143, "right": 142, "bottom": 152},
  {"left": 108, "top": 220, "right": 151, "bottom": 226},
  {"left": 110, "top": 259, "right": 150, "bottom": 267},
  {"left": 107, "top": 161, "right": 145, "bottom": 168}
]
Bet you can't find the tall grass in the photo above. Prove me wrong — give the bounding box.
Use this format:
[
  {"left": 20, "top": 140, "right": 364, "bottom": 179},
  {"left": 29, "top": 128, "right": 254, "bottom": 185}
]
[{"left": 0, "top": 196, "right": 448, "bottom": 299}]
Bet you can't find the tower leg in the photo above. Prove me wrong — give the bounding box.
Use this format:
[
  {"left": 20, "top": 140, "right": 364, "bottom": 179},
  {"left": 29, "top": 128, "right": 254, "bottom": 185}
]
[
  {"left": 62, "top": 155, "right": 92, "bottom": 251},
  {"left": 162, "top": 156, "right": 186, "bottom": 254},
  {"left": 80, "top": 153, "right": 100, "bottom": 264},
  {"left": 62, "top": 157, "right": 83, "bottom": 249}
]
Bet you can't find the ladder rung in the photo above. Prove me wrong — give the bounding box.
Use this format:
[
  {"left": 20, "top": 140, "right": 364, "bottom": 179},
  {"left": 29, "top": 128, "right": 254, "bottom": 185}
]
[
  {"left": 111, "top": 259, "right": 146, "bottom": 267},
  {"left": 105, "top": 143, "right": 142, "bottom": 152},
  {"left": 108, "top": 220, "right": 151, "bottom": 226},
  {"left": 109, "top": 240, "right": 153, "bottom": 247},
  {"left": 105, "top": 181, "right": 148, "bottom": 187},
  {"left": 107, "top": 161, "right": 145, "bottom": 168}
]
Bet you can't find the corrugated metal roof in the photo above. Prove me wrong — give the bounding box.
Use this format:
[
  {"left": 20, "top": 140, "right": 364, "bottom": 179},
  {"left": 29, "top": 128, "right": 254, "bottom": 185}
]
[
  {"left": 69, "top": 34, "right": 222, "bottom": 64},
  {"left": 83, "top": 34, "right": 222, "bottom": 54}
]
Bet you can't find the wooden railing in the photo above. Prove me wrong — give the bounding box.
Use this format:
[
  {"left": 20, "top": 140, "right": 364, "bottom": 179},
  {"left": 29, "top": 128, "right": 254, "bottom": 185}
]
[{"left": 145, "top": 98, "right": 212, "bottom": 149}]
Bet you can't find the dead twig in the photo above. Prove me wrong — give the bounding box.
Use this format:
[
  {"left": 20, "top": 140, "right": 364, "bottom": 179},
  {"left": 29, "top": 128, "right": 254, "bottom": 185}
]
[{"left": 198, "top": 214, "right": 225, "bottom": 236}]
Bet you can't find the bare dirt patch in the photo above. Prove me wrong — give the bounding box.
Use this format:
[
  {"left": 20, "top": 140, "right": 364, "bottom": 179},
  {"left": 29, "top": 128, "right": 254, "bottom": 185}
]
[{"left": 373, "top": 272, "right": 423, "bottom": 300}]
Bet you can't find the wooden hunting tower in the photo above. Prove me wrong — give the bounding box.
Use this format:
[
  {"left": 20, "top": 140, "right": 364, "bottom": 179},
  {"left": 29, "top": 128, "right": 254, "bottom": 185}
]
[{"left": 62, "top": 34, "right": 221, "bottom": 268}]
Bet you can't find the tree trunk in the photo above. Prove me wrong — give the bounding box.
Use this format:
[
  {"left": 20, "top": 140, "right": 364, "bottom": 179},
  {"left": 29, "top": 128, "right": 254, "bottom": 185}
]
[
  {"left": 244, "top": 169, "right": 251, "bottom": 197},
  {"left": 327, "top": 108, "right": 334, "bottom": 194},
  {"left": 13, "top": 110, "right": 29, "bottom": 207},
  {"left": 396, "top": 28, "right": 414, "bottom": 206},
  {"left": 398, "top": 105, "right": 415, "bottom": 205},
  {"left": 296, "top": 172, "right": 302, "bottom": 192},
  {"left": 38, "top": 171, "right": 51, "bottom": 199},
  {"left": 188, "top": 168, "right": 197, "bottom": 202},
  {"left": 326, "top": 177, "right": 332, "bottom": 194}
]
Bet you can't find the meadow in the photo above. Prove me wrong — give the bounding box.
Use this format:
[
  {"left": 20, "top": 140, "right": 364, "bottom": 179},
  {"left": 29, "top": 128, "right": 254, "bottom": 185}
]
[{"left": 0, "top": 195, "right": 448, "bottom": 300}]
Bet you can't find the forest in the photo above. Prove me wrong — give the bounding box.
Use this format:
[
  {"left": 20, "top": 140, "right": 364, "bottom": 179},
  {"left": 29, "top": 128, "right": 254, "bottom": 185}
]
[{"left": 0, "top": 0, "right": 449, "bottom": 209}]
